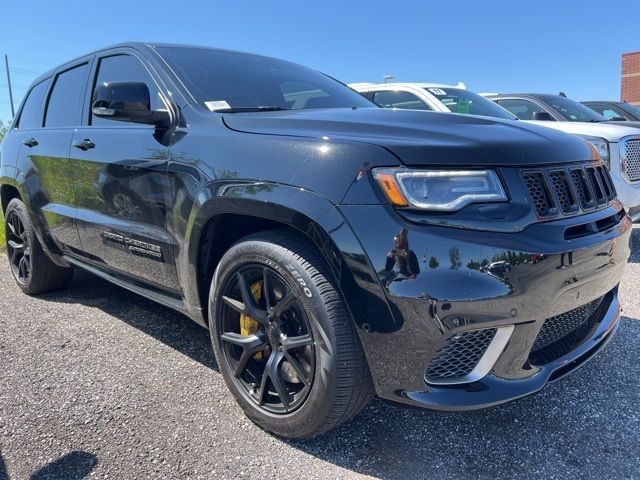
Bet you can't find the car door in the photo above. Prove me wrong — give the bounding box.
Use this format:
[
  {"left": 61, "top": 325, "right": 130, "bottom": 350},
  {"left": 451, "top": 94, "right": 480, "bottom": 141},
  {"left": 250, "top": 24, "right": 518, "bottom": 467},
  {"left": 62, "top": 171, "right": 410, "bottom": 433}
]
[
  {"left": 15, "top": 62, "right": 90, "bottom": 253},
  {"left": 70, "top": 50, "right": 180, "bottom": 292}
]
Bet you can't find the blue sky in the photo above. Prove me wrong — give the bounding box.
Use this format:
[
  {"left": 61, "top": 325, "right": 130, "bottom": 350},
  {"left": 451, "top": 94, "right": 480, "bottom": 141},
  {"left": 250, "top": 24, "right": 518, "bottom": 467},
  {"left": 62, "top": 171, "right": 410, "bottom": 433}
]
[{"left": 1, "top": 0, "right": 638, "bottom": 124}]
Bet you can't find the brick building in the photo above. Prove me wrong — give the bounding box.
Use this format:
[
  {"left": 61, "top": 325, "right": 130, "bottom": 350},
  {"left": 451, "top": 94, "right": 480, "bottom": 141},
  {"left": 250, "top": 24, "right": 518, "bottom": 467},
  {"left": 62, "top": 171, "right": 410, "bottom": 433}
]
[{"left": 621, "top": 51, "right": 640, "bottom": 105}]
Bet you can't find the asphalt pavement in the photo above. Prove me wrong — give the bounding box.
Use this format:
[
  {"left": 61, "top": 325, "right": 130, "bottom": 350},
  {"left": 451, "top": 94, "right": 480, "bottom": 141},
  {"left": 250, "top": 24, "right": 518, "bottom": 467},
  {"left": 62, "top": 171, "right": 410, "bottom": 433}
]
[{"left": 0, "top": 226, "right": 639, "bottom": 479}]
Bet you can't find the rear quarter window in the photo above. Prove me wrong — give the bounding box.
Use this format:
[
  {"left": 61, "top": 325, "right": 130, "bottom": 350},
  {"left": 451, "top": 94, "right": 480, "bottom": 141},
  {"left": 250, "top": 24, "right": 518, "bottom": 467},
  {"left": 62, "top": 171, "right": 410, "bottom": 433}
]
[{"left": 17, "top": 79, "right": 51, "bottom": 130}]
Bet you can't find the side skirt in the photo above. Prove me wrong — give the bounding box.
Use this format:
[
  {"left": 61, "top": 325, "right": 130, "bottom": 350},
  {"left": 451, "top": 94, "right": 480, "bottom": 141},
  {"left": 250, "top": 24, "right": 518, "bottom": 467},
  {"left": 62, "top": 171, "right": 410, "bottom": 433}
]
[{"left": 62, "top": 254, "right": 202, "bottom": 324}]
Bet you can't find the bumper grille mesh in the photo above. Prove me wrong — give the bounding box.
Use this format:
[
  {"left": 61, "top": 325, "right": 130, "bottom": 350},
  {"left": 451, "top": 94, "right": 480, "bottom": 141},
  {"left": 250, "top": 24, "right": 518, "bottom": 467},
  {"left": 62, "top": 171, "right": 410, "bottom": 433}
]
[
  {"left": 522, "top": 164, "right": 614, "bottom": 218},
  {"left": 426, "top": 328, "right": 496, "bottom": 382},
  {"left": 622, "top": 138, "right": 640, "bottom": 182},
  {"left": 531, "top": 296, "right": 605, "bottom": 353}
]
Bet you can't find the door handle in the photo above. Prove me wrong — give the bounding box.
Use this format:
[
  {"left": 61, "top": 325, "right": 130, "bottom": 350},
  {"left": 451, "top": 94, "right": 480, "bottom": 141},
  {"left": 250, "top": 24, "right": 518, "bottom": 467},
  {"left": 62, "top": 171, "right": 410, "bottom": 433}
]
[
  {"left": 22, "top": 137, "right": 38, "bottom": 148},
  {"left": 72, "top": 139, "right": 95, "bottom": 151}
]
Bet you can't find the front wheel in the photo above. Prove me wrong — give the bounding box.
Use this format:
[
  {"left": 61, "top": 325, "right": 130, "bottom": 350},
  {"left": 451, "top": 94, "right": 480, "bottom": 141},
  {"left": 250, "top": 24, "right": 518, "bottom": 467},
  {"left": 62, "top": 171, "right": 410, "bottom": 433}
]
[{"left": 209, "top": 230, "right": 373, "bottom": 439}]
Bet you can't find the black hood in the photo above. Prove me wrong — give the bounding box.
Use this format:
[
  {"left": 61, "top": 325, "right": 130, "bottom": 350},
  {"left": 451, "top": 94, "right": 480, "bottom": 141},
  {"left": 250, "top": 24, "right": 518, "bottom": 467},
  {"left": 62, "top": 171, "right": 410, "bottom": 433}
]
[{"left": 222, "top": 108, "right": 596, "bottom": 167}]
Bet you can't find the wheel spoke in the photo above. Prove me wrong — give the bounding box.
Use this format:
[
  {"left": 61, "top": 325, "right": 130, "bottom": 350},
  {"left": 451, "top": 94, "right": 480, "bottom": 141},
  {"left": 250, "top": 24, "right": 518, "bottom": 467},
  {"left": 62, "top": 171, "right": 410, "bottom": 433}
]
[
  {"left": 262, "top": 268, "right": 272, "bottom": 312},
  {"left": 282, "top": 334, "right": 313, "bottom": 351},
  {"left": 221, "top": 332, "right": 267, "bottom": 378},
  {"left": 259, "top": 350, "right": 290, "bottom": 410},
  {"left": 283, "top": 351, "right": 311, "bottom": 386},
  {"left": 7, "top": 240, "right": 24, "bottom": 251},
  {"left": 18, "top": 257, "right": 28, "bottom": 280},
  {"left": 10, "top": 248, "right": 19, "bottom": 265},
  {"left": 269, "top": 291, "right": 296, "bottom": 319},
  {"left": 222, "top": 295, "right": 246, "bottom": 315},
  {"left": 6, "top": 217, "right": 16, "bottom": 236},
  {"left": 235, "top": 272, "right": 269, "bottom": 325}
]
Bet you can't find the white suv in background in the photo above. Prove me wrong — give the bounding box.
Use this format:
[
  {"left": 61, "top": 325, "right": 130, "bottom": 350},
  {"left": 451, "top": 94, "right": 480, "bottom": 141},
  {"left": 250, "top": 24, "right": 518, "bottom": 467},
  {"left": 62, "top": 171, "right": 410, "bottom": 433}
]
[
  {"left": 350, "top": 82, "right": 516, "bottom": 120},
  {"left": 484, "top": 93, "right": 640, "bottom": 222}
]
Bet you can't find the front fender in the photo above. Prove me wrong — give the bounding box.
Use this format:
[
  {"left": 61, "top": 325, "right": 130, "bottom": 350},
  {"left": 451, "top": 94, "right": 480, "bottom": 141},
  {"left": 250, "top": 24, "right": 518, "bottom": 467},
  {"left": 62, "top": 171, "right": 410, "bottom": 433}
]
[{"left": 180, "top": 180, "right": 336, "bottom": 318}]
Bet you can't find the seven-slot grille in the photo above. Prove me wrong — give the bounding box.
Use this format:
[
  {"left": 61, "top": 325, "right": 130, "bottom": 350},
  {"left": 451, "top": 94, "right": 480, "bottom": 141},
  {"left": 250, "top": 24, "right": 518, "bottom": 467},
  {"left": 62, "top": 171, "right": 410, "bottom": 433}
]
[
  {"left": 621, "top": 138, "right": 640, "bottom": 182},
  {"left": 425, "top": 328, "right": 496, "bottom": 382},
  {"left": 522, "top": 164, "right": 615, "bottom": 218}
]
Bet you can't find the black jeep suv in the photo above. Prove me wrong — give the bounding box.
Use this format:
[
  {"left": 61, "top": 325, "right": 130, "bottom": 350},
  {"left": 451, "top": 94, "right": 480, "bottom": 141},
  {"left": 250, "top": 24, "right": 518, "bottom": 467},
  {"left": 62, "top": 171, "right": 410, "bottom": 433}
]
[{"left": 0, "top": 43, "right": 631, "bottom": 439}]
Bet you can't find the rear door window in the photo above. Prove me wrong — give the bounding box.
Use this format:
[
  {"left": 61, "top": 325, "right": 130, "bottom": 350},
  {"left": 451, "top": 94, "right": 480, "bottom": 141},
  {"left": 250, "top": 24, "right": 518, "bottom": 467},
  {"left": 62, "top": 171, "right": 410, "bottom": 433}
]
[
  {"left": 372, "top": 90, "right": 432, "bottom": 110},
  {"left": 496, "top": 99, "right": 547, "bottom": 120},
  {"left": 44, "top": 64, "right": 89, "bottom": 128},
  {"left": 17, "top": 79, "right": 51, "bottom": 129}
]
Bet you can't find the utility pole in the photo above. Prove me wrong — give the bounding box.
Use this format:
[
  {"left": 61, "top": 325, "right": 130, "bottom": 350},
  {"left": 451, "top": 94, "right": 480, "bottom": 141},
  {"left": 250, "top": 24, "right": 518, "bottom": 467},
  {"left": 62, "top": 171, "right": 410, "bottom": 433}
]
[{"left": 4, "top": 54, "right": 15, "bottom": 118}]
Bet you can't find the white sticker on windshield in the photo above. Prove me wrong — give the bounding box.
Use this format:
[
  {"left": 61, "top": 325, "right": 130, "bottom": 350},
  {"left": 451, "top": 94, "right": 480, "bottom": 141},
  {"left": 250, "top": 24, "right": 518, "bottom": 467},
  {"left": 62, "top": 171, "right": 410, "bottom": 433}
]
[
  {"left": 428, "top": 88, "right": 447, "bottom": 96},
  {"left": 205, "top": 100, "right": 231, "bottom": 111}
]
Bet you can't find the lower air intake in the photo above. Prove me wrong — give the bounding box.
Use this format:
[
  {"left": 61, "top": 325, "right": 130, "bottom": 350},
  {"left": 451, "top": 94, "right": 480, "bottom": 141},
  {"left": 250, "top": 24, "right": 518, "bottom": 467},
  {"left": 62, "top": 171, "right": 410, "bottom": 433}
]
[{"left": 426, "top": 328, "right": 497, "bottom": 383}]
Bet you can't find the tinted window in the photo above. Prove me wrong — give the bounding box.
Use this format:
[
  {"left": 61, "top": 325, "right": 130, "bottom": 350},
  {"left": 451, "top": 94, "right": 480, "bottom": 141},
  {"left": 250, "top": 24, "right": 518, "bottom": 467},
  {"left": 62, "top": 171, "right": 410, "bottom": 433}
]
[
  {"left": 425, "top": 88, "right": 515, "bottom": 119},
  {"left": 156, "top": 47, "right": 373, "bottom": 111},
  {"left": 497, "top": 99, "right": 548, "bottom": 120},
  {"left": 586, "top": 103, "right": 634, "bottom": 120},
  {"left": 44, "top": 64, "right": 88, "bottom": 128},
  {"left": 538, "top": 95, "right": 605, "bottom": 122},
  {"left": 91, "top": 54, "right": 161, "bottom": 126},
  {"left": 619, "top": 102, "right": 640, "bottom": 119},
  {"left": 17, "top": 79, "right": 51, "bottom": 129},
  {"left": 372, "top": 90, "right": 431, "bottom": 110}
]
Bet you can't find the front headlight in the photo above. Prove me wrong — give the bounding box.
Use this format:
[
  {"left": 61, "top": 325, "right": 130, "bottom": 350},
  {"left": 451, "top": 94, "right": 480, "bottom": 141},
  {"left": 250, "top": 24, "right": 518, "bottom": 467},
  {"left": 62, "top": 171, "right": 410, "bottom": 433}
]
[
  {"left": 577, "top": 135, "right": 610, "bottom": 169},
  {"left": 372, "top": 168, "right": 507, "bottom": 211}
]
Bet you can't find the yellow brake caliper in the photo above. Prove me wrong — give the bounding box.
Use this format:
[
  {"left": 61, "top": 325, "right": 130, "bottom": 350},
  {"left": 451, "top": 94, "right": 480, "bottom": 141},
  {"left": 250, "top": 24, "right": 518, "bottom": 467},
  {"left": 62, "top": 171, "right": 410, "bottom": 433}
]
[{"left": 240, "top": 280, "right": 264, "bottom": 360}]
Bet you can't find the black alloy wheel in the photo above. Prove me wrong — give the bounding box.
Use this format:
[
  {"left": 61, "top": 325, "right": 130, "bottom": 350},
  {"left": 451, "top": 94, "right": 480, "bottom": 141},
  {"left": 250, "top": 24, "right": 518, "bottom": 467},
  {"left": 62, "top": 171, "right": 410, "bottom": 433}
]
[
  {"left": 6, "top": 210, "right": 32, "bottom": 284},
  {"left": 217, "top": 264, "right": 315, "bottom": 414}
]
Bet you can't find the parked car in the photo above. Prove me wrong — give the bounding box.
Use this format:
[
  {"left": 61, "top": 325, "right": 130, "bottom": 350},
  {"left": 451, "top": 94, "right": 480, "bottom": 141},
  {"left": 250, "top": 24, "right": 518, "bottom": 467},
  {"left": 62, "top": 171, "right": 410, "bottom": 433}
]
[
  {"left": 350, "top": 82, "right": 516, "bottom": 119},
  {"left": 582, "top": 100, "right": 640, "bottom": 122},
  {"left": 0, "top": 43, "right": 632, "bottom": 439},
  {"left": 484, "top": 93, "right": 640, "bottom": 222}
]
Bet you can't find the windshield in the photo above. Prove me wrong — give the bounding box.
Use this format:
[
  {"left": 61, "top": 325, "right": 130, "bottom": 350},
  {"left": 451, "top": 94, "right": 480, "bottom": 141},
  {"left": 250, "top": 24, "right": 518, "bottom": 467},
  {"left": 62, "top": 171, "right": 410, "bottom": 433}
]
[
  {"left": 156, "top": 47, "right": 373, "bottom": 111},
  {"left": 620, "top": 102, "right": 640, "bottom": 118},
  {"left": 424, "top": 87, "right": 516, "bottom": 120},
  {"left": 539, "top": 95, "right": 606, "bottom": 122}
]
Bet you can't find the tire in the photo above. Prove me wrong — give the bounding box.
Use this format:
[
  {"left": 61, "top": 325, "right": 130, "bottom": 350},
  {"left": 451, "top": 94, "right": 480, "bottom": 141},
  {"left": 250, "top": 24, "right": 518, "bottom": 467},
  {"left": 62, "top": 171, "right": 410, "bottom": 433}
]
[
  {"left": 209, "top": 229, "right": 374, "bottom": 439},
  {"left": 4, "top": 198, "right": 74, "bottom": 295}
]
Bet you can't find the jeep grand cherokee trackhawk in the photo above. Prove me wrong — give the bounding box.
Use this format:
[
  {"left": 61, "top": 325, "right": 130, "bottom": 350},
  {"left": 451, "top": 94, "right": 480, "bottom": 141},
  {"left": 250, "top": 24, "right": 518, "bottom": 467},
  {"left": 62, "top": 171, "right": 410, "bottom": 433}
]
[{"left": 0, "top": 43, "right": 631, "bottom": 439}]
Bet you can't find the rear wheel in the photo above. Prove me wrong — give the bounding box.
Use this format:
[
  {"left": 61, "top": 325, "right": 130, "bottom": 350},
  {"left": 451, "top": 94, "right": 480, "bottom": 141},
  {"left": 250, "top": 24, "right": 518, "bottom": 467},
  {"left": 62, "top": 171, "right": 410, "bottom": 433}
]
[
  {"left": 4, "top": 198, "right": 74, "bottom": 295},
  {"left": 209, "top": 230, "right": 373, "bottom": 439}
]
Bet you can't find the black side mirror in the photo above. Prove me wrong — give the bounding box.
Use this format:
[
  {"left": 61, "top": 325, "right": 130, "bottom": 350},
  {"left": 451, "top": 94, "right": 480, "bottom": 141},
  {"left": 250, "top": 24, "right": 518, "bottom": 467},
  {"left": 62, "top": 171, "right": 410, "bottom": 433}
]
[
  {"left": 92, "top": 82, "right": 169, "bottom": 126},
  {"left": 532, "top": 111, "right": 555, "bottom": 121}
]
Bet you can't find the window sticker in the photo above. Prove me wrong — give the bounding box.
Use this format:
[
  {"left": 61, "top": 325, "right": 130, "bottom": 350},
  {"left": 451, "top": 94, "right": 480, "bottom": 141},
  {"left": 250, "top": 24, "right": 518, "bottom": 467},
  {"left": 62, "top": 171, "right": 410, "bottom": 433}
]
[
  {"left": 205, "top": 100, "right": 231, "bottom": 111},
  {"left": 428, "top": 88, "right": 447, "bottom": 96},
  {"left": 457, "top": 98, "right": 470, "bottom": 114}
]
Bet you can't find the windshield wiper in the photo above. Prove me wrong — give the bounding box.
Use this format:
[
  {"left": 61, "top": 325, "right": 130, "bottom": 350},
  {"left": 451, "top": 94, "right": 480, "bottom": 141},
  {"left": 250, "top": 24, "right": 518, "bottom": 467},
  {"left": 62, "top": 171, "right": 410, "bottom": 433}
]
[{"left": 214, "top": 106, "right": 289, "bottom": 113}]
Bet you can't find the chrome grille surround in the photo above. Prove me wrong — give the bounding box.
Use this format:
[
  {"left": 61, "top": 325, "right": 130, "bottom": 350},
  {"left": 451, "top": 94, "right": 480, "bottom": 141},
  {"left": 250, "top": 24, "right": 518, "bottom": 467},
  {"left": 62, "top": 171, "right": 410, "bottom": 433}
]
[
  {"left": 425, "top": 325, "right": 514, "bottom": 385},
  {"left": 620, "top": 136, "right": 640, "bottom": 183}
]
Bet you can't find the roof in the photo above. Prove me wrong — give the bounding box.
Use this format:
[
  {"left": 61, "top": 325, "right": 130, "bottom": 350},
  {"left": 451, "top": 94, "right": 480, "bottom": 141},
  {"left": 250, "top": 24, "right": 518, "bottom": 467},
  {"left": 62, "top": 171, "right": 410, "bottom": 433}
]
[
  {"left": 29, "top": 41, "right": 283, "bottom": 86},
  {"left": 349, "top": 81, "right": 467, "bottom": 90}
]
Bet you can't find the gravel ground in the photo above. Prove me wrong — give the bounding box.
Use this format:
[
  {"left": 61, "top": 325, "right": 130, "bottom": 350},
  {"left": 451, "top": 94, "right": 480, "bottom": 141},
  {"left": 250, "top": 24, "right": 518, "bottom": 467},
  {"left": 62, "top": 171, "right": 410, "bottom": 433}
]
[{"left": 0, "top": 226, "right": 639, "bottom": 479}]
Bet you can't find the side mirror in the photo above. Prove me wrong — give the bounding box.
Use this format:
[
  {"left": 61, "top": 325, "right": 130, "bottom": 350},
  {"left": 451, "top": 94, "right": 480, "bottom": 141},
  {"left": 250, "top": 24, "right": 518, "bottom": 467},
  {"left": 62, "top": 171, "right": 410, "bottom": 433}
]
[
  {"left": 92, "top": 82, "right": 169, "bottom": 126},
  {"left": 610, "top": 116, "right": 627, "bottom": 121},
  {"left": 532, "top": 111, "right": 555, "bottom": 121}
]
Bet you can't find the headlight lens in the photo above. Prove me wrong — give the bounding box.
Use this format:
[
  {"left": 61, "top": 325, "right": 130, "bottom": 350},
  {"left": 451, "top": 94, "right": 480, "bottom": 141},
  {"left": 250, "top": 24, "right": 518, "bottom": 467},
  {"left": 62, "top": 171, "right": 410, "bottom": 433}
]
[
  {"left": 577, "top": 135, "right": 610, "bottom": 169},
  {"left": 372, "top": 168, "right": 507, "bottom": 211}
]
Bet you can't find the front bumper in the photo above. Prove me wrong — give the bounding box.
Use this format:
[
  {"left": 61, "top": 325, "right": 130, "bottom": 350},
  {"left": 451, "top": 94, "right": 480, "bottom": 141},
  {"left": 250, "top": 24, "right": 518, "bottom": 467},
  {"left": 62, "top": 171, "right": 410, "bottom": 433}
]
[
  {"left": 337, "top": 203, "right": 631, "bottom": 411},
  {"left": 610, "top": 147, "right": 640, "bottom": 222}
]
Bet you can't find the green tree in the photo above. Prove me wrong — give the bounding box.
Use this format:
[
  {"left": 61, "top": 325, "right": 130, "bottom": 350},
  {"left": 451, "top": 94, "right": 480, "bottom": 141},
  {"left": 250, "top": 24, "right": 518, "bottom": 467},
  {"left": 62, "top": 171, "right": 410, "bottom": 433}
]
[
  {"left": 0, "top": 120, "right": 8, "bottom": 143},
  {"left": 428, "top": 256, "right": 439, "bottom": 269}
]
